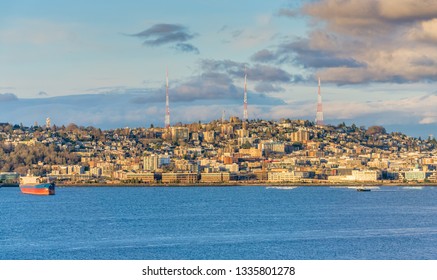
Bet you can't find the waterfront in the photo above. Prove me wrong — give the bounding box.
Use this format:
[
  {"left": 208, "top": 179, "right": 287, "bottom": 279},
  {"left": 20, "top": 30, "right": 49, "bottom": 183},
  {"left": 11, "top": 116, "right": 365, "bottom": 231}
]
[
  {"left": 2, "top": 121, "right": 437, "bottom": 187},
  {"left": 1, "top": 186, "right": 436, "bottom": 260}
]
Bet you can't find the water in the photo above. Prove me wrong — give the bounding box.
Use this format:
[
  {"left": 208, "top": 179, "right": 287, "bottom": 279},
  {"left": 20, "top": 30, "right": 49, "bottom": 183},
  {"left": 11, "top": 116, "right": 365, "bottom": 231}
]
[{"left": 1, "top": 186, "right": 436, "bottom": 260}]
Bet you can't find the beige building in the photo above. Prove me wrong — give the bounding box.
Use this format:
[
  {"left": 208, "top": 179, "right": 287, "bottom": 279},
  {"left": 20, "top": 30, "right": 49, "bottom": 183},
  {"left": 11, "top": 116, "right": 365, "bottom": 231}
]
[
  {"left": 200, "top": 172, "right": 233, "bottom": 183},
  {"left": 290, "top": 129, "right": 310, "bottom": 142},
  {"left": 236, "top": 128, "right": 249, "bottom": 138},
  {"left": 171, "top": 127, "right": 189, "bottom": 142},
  {"left": 203, "top": 131, "right": 215, "bottom": 143},
  {"left": 350, "top": 170, "right": 381, "bottom": 181},
  {"left": 221, "top": 124, "right": 234, "bottom": 136},
  {"left": 125, "top": 172, "right": 155, "bottom": 183},
  {"left": 239, "top": 147, "right": 262, "bottom": 158},
  {"left": 161, "top": 173, "right": 198, "bottom": 184},
  {"left": 268, "top": 171, "right": 299, "bottom": 182}
]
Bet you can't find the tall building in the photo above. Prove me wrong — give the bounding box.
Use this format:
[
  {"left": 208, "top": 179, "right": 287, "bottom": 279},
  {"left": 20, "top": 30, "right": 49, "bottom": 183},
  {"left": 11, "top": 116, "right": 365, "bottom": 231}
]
[
  {"left": 171, "top": 127, "right": 189, "bottom": 142},
  {"left": 165, "top": 68, "right": 170, "bottom": 129},
  {"left": 45, "top": 117, "right": 51, "bottom": 129},
  {"left": 315, "top": 77, "right": 324, "bottom": 126},
  {"left": 221, "top": 124, "right": 234, "bottom": 137},
  {"left": 144, "top": 154, "right": 159, "bottom": 171},
  {"left": 290, "top": 129, "right": 310, "bottom": 142},
  {"left": 203, "top": 131, "right": 215, "bottom": 143}
]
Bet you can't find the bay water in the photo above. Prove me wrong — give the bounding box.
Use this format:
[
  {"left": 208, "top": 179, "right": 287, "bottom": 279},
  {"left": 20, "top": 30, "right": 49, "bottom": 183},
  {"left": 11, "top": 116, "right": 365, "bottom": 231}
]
[{"left": 1, "top": 186, "right": 436, "bottom": 259}]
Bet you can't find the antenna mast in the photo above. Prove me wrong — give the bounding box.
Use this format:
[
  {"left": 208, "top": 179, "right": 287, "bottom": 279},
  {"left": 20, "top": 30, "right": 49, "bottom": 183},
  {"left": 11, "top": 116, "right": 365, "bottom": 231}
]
[
  {"left": 243, "top": 67, "right": 248, "bottom": 121},
  {"left": 165, "top": 67, "right": 170, "bottom": 129},
  {"left": 316, "top": 77, "right": 324, "bottom": 126}
]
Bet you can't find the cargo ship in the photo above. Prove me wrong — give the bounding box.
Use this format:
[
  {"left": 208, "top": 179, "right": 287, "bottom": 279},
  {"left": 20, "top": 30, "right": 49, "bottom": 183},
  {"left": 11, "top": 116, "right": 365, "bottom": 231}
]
[{"left": 19, "top": 175, "right": 55, "bottom": 195}]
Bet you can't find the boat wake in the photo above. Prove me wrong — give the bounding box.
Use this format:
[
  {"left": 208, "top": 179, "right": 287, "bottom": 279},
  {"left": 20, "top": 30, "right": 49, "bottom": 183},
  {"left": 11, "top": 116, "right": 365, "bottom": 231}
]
[{"left": 266, "top": 186, "right": 297, "bottom": 190}]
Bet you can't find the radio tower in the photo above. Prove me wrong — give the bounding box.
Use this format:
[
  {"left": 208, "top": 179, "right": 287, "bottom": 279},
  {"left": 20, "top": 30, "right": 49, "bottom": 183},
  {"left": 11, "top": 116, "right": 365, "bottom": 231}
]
[
  {"left": 164, "top": 67, "right": 170, "bottom": 129},
  {"left": 243, "top": 67, "right": 248, "bottom": 121},
  {"left": 315, "top": 77, "right": 324, "bottom": 126}
]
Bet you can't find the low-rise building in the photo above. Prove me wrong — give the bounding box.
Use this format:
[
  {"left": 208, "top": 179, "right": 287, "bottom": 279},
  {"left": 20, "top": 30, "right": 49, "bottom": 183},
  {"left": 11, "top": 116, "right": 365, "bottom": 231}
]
[
  {"left": 403, "top": 170, "right": 427, "bottom": 181},
  {"left": 200, "top": 172, "right": 235, "bottom": 183},
  {"left": 268, "top": 171, "right": 299, "bottom": 182},
  {"left": 125, "top": 172, "right": 155, "bottom": 183},
  {"left": 161, "top": 172, "right": 198, "bottom": 184},
  {"left": 350, "top": 170, "right": 381, "bottom": 182}
]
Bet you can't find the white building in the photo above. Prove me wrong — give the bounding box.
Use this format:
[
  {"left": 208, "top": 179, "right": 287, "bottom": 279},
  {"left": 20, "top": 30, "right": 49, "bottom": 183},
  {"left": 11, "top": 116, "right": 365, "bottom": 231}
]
[
  {"left": 268, "top": 171, "right": 299, "bottom": 182},
  {"left": 261, "top": 141, "right": 285, "bottom": 154},
  {"left": 144, "top": 154, "right": 159, "bottom": 171},
  {"left": 350, "top": 170, "right": 381, "bottom": 182},
  {"left": 404, "top": 171, "right": 426, "bottom": 181}
]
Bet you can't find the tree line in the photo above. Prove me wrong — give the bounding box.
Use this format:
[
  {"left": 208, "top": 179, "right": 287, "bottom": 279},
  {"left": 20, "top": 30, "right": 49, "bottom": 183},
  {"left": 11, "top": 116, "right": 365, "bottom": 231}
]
[{"left": 0, "top": 142, "right": 80, "bottom": 175}]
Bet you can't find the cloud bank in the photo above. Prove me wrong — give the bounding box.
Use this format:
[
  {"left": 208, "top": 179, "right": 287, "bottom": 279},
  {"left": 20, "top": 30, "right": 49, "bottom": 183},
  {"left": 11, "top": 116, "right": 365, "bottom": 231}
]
[
  {"left": 199, "top": 59, "right": 303, "bottom": 93},
  {"left": 1, "top": 89, "right": 437, "bottom": 137},
  {"left": 0, "top": 93, "right": 18, "bottom": 102},
  {"left": 259, "top": 0, "right": 437, "bottom": 84}
]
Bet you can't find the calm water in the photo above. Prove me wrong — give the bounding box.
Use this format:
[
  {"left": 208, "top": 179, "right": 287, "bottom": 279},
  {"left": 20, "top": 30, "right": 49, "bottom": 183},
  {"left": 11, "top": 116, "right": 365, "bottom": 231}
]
[{"left": 1, "top": 186, "right": 436, "bottom": 260}]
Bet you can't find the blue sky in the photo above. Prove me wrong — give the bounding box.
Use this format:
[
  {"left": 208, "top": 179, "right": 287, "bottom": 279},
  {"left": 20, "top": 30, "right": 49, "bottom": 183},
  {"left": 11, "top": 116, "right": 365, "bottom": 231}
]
[{"left": 1, "top": 0, "right": 437, "bottom": 137}]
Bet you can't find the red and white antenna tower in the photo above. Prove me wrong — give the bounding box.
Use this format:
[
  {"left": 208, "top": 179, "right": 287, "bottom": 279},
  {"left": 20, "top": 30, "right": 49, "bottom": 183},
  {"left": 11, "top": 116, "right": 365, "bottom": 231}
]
[
  {"left": 243, "top": 67, "right": 248, "bottom": 121},
  {"left": 165, "top": 67, "right": 170, "bottom": 129},
  {"left": 315, "top": 77, "right": 324, "bottom": 126}
]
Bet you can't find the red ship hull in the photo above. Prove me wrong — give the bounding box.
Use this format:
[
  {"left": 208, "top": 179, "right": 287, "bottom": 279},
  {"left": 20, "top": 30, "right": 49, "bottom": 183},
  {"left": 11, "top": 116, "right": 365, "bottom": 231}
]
[{"left": 20, "top": 183, "right": 55, "bottom": 195}]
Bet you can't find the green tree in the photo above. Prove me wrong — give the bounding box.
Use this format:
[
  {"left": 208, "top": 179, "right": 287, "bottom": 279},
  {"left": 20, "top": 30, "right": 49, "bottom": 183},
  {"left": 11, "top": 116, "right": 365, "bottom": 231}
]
[{"left": 241, "top": 141, "right": 252, "bottom": 149}]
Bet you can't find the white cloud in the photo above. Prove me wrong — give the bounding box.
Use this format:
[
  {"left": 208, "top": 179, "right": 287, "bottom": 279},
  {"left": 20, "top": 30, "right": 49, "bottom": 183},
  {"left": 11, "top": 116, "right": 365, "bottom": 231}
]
[
  {"left": 266, "top": 0, "right": 437, "bottom": 84},
  {"left": 324, "top": 93, "right": 437, "bottom": 126},
  {"left": 379, "top": 0, "right": 437, "bottom": 20},
  {"left": 409, "top": 18, "right": 437, "bottom": 42},
  {"left": 419, "top": 116, "right": 437, "bottom": 125},
  {"left": 1, "top": 90, "right": 437, "bottom": 137}
]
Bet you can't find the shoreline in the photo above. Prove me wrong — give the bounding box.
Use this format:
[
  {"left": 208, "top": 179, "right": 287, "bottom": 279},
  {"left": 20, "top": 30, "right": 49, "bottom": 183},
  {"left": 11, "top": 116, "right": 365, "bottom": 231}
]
[{"left": 57, "top": 182, "right": 437, "bottom": 187}]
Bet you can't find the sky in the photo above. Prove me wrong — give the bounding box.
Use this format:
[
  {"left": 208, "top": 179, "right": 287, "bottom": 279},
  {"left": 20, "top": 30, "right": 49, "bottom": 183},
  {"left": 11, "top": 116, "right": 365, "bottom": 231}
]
[{"left": 1, "top": 0, "right": 437, "bottom": 138}]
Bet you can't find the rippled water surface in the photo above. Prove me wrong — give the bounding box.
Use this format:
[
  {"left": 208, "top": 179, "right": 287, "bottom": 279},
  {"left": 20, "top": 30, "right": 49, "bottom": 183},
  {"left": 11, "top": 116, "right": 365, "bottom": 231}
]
[{"left": 1, "top": 186, "right": 436, "bottom": 259}]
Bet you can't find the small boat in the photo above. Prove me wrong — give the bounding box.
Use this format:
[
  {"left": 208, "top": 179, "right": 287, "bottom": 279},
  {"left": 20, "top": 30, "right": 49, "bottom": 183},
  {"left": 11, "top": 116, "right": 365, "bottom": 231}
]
[
  {"left": 356, "top": 187, "right": 371, "bottom": 192},
  {"left": 19, "top": 175, "right": 55, "bottom": 195}
]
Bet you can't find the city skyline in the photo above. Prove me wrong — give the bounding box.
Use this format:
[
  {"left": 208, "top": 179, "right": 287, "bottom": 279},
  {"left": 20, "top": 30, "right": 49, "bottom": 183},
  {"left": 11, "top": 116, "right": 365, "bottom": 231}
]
[{"left": 1, "top": 0, "right": 437, "bottom": 137}]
